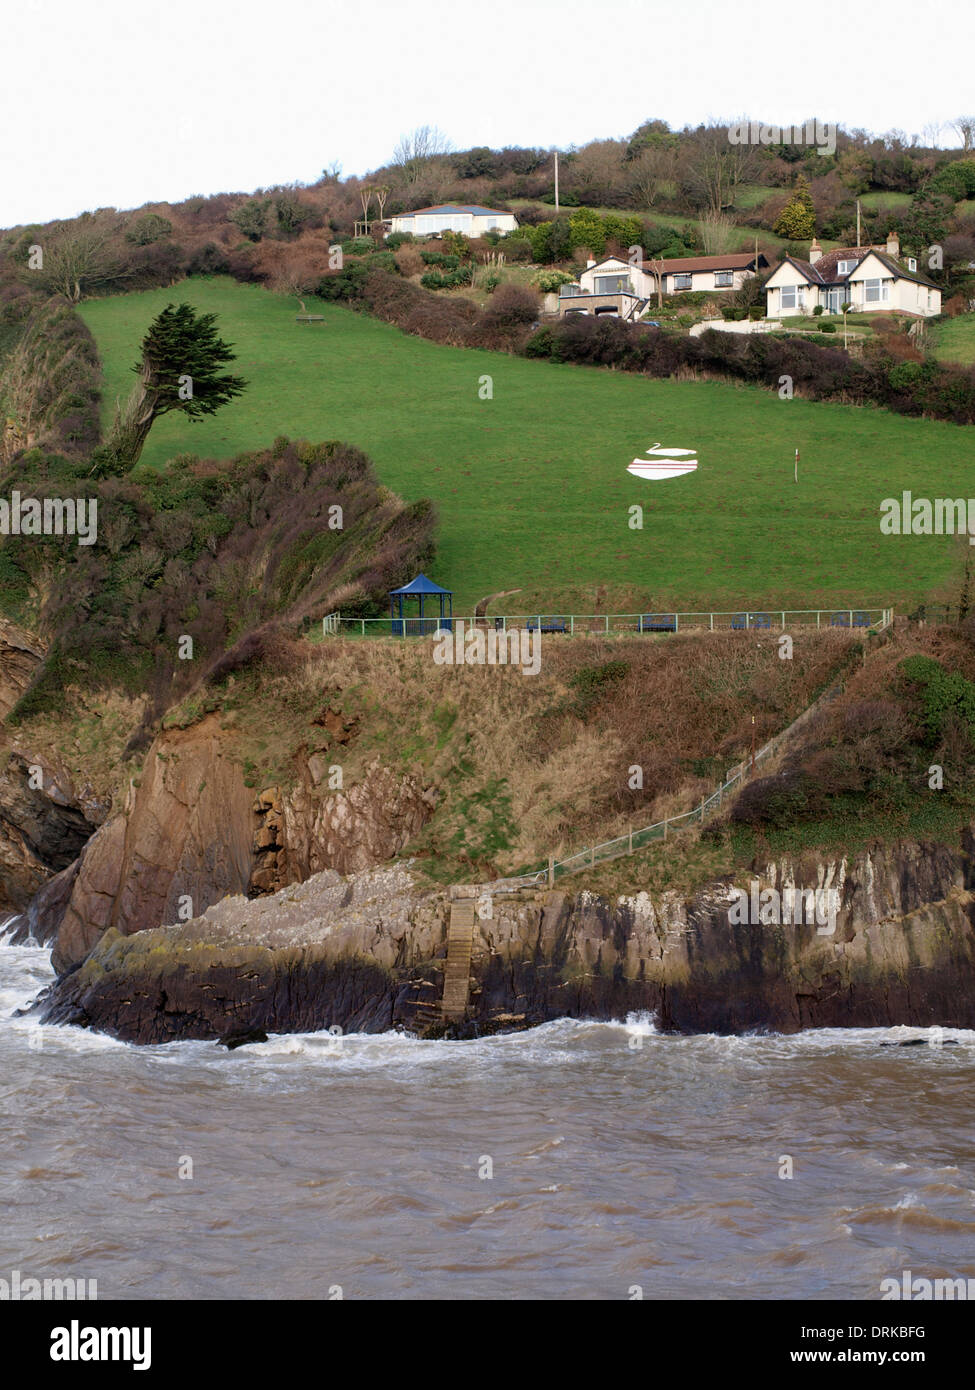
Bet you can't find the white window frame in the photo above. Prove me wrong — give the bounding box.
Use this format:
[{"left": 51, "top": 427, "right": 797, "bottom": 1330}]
[
  {"left": 714, "top": 270, "right": 734, "bottom": 287},
  {"left": 863, "top": 277, "right": 890, "bottom": 303},
  {"left": 781, "top": 284, "right": 798, "bottom": 309},
  {"left": 673, "top": 272, "right": 693, "bottom": 290}
]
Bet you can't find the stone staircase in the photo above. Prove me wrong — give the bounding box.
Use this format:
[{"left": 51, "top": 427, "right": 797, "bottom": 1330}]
[{"left": 441, "top": 899, "right": 476, "bottom": 1021}]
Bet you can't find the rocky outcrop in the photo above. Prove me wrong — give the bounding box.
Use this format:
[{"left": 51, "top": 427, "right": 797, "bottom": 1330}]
[
  {"left": 0, "top": 618, "right": 43, "bottom": 720},
  {"left": 49, "top": 716, "right": 256, "bottom": 973},
  {"left": 35, "top": 834, "right": 975, "bottom": 1044},
  {"left": 251, "top": 762, "right": 439, "bottom": 894},
  {"left": 41, "top": 715, "right": 439, "bottom": 971},
  {"left": 0, "top": 751, "right": 105, "bottom": 917}
]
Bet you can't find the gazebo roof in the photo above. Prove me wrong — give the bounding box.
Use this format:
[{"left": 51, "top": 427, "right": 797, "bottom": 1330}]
[{"left": 389, "top": 573, "right": 452, "bottom": 596}]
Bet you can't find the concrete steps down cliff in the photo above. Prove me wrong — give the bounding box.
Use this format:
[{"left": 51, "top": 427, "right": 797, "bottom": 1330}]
[{"left": 441, "top": 900, "right": 476, "bottom": 1020}]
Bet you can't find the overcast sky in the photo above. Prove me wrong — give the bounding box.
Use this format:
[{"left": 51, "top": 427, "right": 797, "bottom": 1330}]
[{"left": 3, "top": 0, "right": 973, "bottom": 227}]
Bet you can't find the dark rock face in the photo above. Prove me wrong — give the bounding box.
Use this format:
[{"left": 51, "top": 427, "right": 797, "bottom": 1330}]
[
  {"left": 0, "top": 753, "right": 104, "bottom": 917},
  {"left": 34, "top": 839, "right": 975, "bottom": 1045}
]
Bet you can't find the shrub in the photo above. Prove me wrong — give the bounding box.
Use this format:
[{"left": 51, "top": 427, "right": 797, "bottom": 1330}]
[
  {"left": 420, "top": 251, "right": 460, "bottom": 268},
  {"left": 394, "top": 245, "right": 424, "bottom": 277},
  {"left": 420, "top": 269, "right": 469, "bottom": 290},
  {"left": 819, "top": 322, "right": 836, "bottom": 332},
  {"left": 812, "top": 304, "right": 824, "bottom": 316},
  {"left": 478, "top": 282, "right": 540, "bottom": 327},
  {"left": 125, "top": 213, "right": 173, "bottom": 246},
  {"left": 230, "top": 199, "right": 272, "bottom": 242},
  {"left": 500, "top": 237, "right": 533, "bottom": 262},
  {"left": 187, "top": 242, "right": 230, "bottom": 276},
  {"left": 384, "top": 232, "right": 414, "bottom": 250},
  {"left": 532, "top": 268, "right": 576, "bottom": 293},
  {"left": 317, "top": 262, "right": 371, "bottom": 300}
]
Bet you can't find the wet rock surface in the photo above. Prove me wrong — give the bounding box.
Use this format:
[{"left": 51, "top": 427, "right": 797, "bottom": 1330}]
[{"left": 36, "top": 836, "right": 975, "bottom": 1044}]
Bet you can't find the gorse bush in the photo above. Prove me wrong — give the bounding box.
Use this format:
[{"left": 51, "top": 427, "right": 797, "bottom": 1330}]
[{"left": 898, "top": 654, "right": 975, "bottom": 744}]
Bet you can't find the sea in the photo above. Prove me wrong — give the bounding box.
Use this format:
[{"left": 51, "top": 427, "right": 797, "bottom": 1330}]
[{"left": 2, "top": 931, "right": 973, "bottom": 1301}]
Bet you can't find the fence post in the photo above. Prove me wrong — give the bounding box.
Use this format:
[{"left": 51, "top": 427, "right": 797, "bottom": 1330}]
[
  {"left": 548, "top": 855, "right": 554, "bottom": 889},
  {"left": 817, "top": 610, "right": 821, "bottom": 629},
  {"left": 710, "top": 612, "right": 714, "bottom": 632},
  {"left": 361, "top": 619, "right": 365, "bottom": 637},
  {"left": 590, "top": 845, "right": 595, "bottom": 868},
  {"left": 663, "top": 818, "right": 668, "bottom": 841},
  {"left": 781, "top": 611, "right": 785, "bottom": 629},
  {"left": 849, "top": 609, "right": 853, "bottom": 627},
  {"left": 639, "top": 614, "right": 643, "bottom": 634},
  {"left": 570, "top": 615, "right": 574, "bottom": 636},
  {"left": 675, "top": 613, "right": 680, "bottom": 633},
  {"left": 628, "top": 827, "right": 633, "bottom": 855},
  {"left": 604, "top": 615, "right": 609, "bottom": 635}
]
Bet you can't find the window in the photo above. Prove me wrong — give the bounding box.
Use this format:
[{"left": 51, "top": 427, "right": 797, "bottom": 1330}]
[
  {"left": 673, "top": 273, "right": 692, "bottom": 290},
  {"left": 594, "top": 275, "right": 631, "bottom": 294},
  {"left": 908, "top": 257, "right": 917, "bottom": 272},
  {"left": 560, "top": 284, "right": 583, "bottom": 297},
  {"left": 781, "top": 285, "right": 798, "bottom": 308},
  {"left": 714, "top": 270, "right": 733, "bottom": 287},
  {"left": 863, "top": 278, "right": 890, "bottom": 303},
  {"left": 837, "top": 259, "right": 855, "bottom": 275}
]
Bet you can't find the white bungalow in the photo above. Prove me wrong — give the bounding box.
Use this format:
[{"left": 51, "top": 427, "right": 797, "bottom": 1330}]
[
  {"left": 387, "top": 203, "right": 518, "bottom": 237},
  {"left": 765, "top": 235, "right": 941, "bottom": 318}
]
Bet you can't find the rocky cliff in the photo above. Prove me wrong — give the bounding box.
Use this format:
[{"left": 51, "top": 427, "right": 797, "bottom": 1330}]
[
  {"left": 33, "top": 715, "right": 438, "bottom": 972},
  {"left": 35, "top": 832, "right": 975, "bottom": 1043}
]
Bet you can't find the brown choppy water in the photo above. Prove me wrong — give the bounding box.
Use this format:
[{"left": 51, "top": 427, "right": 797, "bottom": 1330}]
[{"left": 2, "top": 941, "right": 973, "bottom": 1300}]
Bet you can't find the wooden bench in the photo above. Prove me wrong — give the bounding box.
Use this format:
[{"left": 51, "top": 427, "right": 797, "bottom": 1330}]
[
  {"left": 295, "top": 314, "right": 325, "bottom": 323},
  {"left": 525, "top": 616, "right": 568, "bottom": 634},
  {"left": 640, "top": 614, "right": 676, "bottom": 632}
]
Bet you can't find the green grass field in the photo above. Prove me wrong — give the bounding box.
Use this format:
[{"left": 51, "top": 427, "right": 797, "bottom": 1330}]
[
  {"left": 80, "top": 276, "right": 972, "bottom": 615},
  {"left": 928, "top": 313, "right": 975, "bottom": 365}
]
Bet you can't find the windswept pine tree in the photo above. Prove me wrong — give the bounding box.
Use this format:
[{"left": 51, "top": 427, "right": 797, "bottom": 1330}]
[{"left": 96, "top": 302, "right": 246, "bottom": 473}]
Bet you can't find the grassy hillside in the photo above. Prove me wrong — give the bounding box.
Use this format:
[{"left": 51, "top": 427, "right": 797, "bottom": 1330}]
[
  {"left": 80, "top": 276, "right": 972, "bottom": 616},
  {"left": 929, "top": 313, "right": 975, "bottom": 365}
]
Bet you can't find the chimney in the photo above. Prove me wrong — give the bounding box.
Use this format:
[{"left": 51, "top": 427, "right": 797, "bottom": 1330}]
[
  {"left": 586, "top": 257, "right": 596, "bottom": 268},
  {"left": 808, "top": 238, "right": 822, "bottom": 265},
  {"left": 886, "top": 231, "right": 900, "bottom": 258}
]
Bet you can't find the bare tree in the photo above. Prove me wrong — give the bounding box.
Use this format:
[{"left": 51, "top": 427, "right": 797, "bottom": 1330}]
[
  {"left": 698, "top": 210, "right": 738, "bottom": 253},
  {"left": 647, "top": 256, "right": 665, "bottom": 310},
  {"left": 358, "top": 185, "right": 372, "bottom": 232},
  {"left": 681, "top": 124, "right": 757, "bottom": 216},
  {"left": 626, "top": 143, "right": 676, "bottom": 210},
  {"left": 391, "top": 125, "right": 453, "bottom": 184},
  {"left": 921, "top": 121, "right": 944, "bottom": 149},
  {"left": 374, "top": 183, "right": 390, "bottom": 225},
  {"left": 952, "top": 116, "right": 975, "bottom": 151},
  {"left": 21, "top": 224, "right": 126, "bottom": 301}
]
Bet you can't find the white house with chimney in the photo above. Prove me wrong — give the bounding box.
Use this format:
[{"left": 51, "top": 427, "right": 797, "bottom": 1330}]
[{"left": 765, "top": 234, "right": 941, "bottom": 318}]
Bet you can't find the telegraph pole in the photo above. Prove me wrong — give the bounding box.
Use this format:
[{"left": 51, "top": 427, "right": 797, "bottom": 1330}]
[{"left": 554, "top": 150, "right": 559, "bottom": 212}]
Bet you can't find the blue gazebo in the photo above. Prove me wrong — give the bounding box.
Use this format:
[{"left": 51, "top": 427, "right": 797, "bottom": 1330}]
[{"left": 389, "top": 573, "right": 453, "bottom": 636}]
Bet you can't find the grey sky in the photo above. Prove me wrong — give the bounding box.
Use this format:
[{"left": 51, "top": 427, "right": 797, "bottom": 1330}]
[{"left": 3, "top": 0, "right": 973, "bottom": 226}]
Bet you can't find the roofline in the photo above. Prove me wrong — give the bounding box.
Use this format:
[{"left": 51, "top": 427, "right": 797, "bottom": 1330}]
[{"left": 394, "top": 204, "right": 513, "bottom": 217}]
